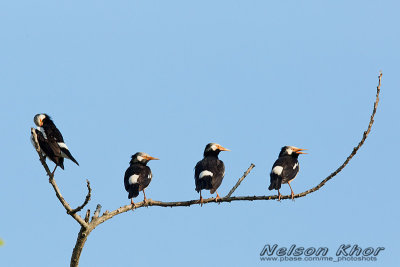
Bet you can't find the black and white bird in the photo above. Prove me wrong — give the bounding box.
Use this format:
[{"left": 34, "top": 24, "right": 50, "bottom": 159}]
[
  {"left": 124, "top": 152, "right": 159, "bottom": 207},
  {"left": 32, "top": 114, "right": 79, "bottom": 173},
  {"left": 268, "top": 146, "right": 307, "bottom": 201},
  {"left": 31, "top": 127, "right": 65, "bottom": 170},
  {"left": 194, "top": 143, "right": 230, "bottom": 206}
]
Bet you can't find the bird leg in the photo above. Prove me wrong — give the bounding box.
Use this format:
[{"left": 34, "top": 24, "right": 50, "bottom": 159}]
[
  {"left": 278, "top": 190, "right": 282, "bottom": 201},
  {"left": 199, "top": 191, "right": 203, "bottom": 207},
  {"left": 131, "top": 198, "right": 136, "bottom": 210},
  {"left": 51, "top": 165, "right": 58, "bottom": 176},
  {"left": 215, "top": 192, "right": 221, "bottom": 203},
  {"left": 142, "top": 189, "right": 148, "bottom": 207},
  {"left": 288, "top": 181, "right": 295, "bottom": 201}
]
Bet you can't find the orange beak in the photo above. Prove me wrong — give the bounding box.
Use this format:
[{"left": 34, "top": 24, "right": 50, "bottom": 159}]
[
  {"left": 292, "top": 147, "right": 308, "bottom": 154},
  {"left": 144, "top": 155, "right": 159, "bottom": 161},
  {"left": 217, "top": 145, "right": 230, "bottom": 151}
]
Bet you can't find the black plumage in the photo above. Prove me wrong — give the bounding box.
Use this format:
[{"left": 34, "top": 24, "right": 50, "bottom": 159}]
[
  {"left": 124, "top": 152, "right": 159, "bottom": 207},
  {"left": 268, "top": 146, "right": 307, "bottom": 200},
  {"left": 31, "top": 128, "right": 65, "bottom": 169},
  {"left": 194, "top": 143, "right": 229, "bottom": 205},
  {"left": 33, "top": 114, "right": 79, "bottom": 172}
]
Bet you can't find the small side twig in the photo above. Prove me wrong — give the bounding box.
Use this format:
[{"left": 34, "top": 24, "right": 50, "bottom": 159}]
[
  {"left": 91, "top": 204, "right": 102, "bottom": 221},
  {"left": 84, "top": 209, "right": 90, "bottom": 223},
  {"left": 225, "top": 163, "right": 255, "bottom": 197},
  {"left": 69, "top": 179, "right": 92, "bottom": 214}
]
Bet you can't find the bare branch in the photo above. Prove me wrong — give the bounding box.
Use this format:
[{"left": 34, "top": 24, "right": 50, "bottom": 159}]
[
  {"left": 225, "top": 163, "right": 255, "bottom": 197},
  {"left": 69, "top": 180, "right": 91, "bottom": 214},
  {"left": 31, "top": 140, "right": 89, "bottom": 228},
  {"left": 93, "top": 72, "right": 382, "bottom": 226},
  {"left": 288, "top": 71, "right": 382, "bottom": 199},
  {"left": 70, "top": 227, "right": 90, "bottom": 267},
  {"left": 48, "top": 175, "right": 89, "bottom": 227},
  {"left": 33, "top": 72, "right": 382, "bottom": 267}
]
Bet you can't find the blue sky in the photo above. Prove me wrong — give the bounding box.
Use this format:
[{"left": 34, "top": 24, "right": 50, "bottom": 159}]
[{"left": 0, "top": 1, "right": 399, "bottom": 266}]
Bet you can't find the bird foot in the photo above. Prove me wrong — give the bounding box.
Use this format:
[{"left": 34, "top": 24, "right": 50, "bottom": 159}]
[
  {"left": 143, "top": 197, "right": 149, "bottom": 207},
  {"left": 215, "top": 193, "right": 221, "bottom": 203},
  {"left": 278, "top": 193, "right": 282, "bottom": 202},
  {"left": 291, "top": 192, "right": 295, "bottom": 201},
  {"left": 131, "top": 200, "right": 136, "bottom": 210},
  {"left": 200, "top": 196, "right": 203, "bottom": 207}
]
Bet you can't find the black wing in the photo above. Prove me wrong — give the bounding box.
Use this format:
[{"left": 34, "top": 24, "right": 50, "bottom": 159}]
[
  {"left": 281, "top": 159, "right": 299, "bottom": 184},
  {"left": 43, "top": 120, "right": 64, "bottom": 142},
  {"left": 138, "top": 166, "right": 152, "bottom": 191},
  {"left": 210, "top": 159, "right": 225, "bottom": 194},
  {"left": 195, "top": 158, "right": 211, "bottom": 192},
  {"left": 34, "top": 129, "right": 64, "bottom": 169},
  {"left": 42, "top": 119, "right": 79, "bottom": 166}
]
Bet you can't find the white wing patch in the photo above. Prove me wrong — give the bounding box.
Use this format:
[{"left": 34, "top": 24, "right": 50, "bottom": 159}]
[
  {"left": 293, "top": 162, "right": 298, "bottom": 169},
  {"left": 58, "top": 142, "right": 70, "bottom": 158},
  {"left": 58, "top": 142, "right": 69, "bottom": 149},
  {"left": 272, "top": 166, "right": 283, "bottom": 176},
  {"left": 199, "top": 170, "right": 213, "bottom": 179},
  {"left": 129, "top": 174, "right": 140, "bottom": 185}
]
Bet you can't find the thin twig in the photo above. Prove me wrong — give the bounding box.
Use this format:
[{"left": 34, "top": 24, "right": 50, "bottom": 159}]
[
  {"left": 288, "top": 71, "right": 382, "bottom": 199},
  {"left": 84, "top": 209, "right": 90, "bottom": 223},
  {"left": 47, "top": 173, "right": 88, "bottom": 228},
  {"left": 225, "top": 163, "right": 255, "bottom": 197},
  {"left": 69, "top": 180, "right": 91, "bottom": 214},
  {"left": 91, "top": 204, "right": 102, "bottom": 221}
]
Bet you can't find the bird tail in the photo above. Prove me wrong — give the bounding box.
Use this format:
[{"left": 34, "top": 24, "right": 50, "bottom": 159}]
[
  {"left": 69, "top": 154, "right": 79, "bottom": 166},
  {"left": 60, "top": 146, "right": 79, "bottom": 166},
  {"left": 56, "top": 157, "right": 65, "bottom": 170},
  {"left": 195, "top": 177, "right": 212, "bottom": 193},
  {"left": 128, "top": 184, "right": 140, "bottom": 199},
  {"left": 268, "top": 177, "right": 282, "bottom": 190}
]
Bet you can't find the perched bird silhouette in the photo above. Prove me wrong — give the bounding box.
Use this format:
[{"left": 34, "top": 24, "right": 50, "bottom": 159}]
[
  {"left": 124, "top": 152, "right": 159, "bottom": 207},
  {"left": 31, "top": 127, "right": 64, "bottom": 170},
  {"left": 194, "top": 143, "right": 230, "bottom": 206},
  {"left": 269, "top": 146, "right": 307, "bottom": 201},
  {"left": 32, "top": 114, "right": 79, "bottom": 173}
]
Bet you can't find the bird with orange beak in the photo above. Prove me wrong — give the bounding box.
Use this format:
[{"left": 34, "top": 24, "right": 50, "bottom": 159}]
[
  {"left": 194, "top": 143, "right": 230, "bottom": 206},
  {"left": 269, "top": 146, "right": 307, "bottom": 201},
  {"left": 124, "top": 152, "right": 159, "bottom": 208}
]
